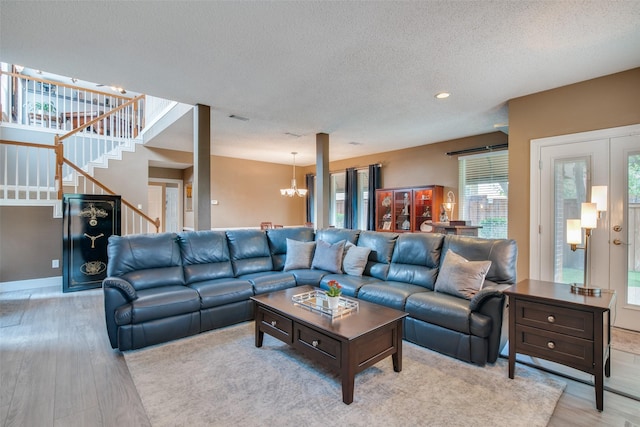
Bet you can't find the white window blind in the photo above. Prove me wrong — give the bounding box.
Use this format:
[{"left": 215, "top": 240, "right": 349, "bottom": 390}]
[{"left": 458, "top": 151, "right": 508, "bottom": 239}]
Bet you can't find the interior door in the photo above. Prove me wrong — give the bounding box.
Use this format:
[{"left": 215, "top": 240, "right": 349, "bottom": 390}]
[{"left": 532, "top": 125, "right": 640, "bottom": 332}]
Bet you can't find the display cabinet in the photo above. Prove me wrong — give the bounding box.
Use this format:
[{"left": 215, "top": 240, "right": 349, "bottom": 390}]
[{"left": 375, "top": 186, "right": 443, "bottom": 233}]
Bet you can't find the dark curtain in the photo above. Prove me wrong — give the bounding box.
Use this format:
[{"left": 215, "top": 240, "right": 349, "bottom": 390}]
[
  {"left": 344, "top": 168, "right": 357, "bottom": 229},
  {"left": 367, "top": 164, "right": 381, "bottom": 230},
  {"left": 305, "top": 174, "right": 315, "bottom": 225}
]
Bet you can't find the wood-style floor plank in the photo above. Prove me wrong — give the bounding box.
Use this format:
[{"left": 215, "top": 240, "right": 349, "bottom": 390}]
[{"left": 1, "top": 284, "right": 639, "bottom": 426}]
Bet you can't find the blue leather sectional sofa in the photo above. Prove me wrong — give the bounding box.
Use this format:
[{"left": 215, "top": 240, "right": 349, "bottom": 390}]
[{"left": 103, "top": 227, "right": 517, "bottom": 365}]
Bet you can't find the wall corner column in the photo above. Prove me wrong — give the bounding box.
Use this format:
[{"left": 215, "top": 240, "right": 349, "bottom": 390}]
[
  {"left": 193, "top": 104, "right": 211, "bottom": 230},
  {"left": 315, "top": 133, "right": 330, "bottom": 229}
]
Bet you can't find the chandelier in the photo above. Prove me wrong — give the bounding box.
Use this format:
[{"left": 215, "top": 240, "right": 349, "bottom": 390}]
[{"left": 280, "top": 152, "right": 308, "bottom": 197}]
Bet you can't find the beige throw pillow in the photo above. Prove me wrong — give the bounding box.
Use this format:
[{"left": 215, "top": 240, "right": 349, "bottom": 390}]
[{"left": 283, "top": 239, "right": 316, "bottom": 271}]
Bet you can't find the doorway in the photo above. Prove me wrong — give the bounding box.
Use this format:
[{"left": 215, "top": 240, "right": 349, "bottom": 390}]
[
  {"left": 148, "top": 179, "right": 183, "bottom": 233},
  {"left": 530, "top": 124, "right": 640, "bottom": 332}
]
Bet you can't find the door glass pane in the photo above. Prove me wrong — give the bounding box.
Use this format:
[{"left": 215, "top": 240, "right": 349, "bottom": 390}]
[
  {"left": 553, "top": 157, "right": 588, "bottom": 284},
  {"left": 165, "top": 185, "right": 179, "bottom": 233},
  {"left": 627, "top": 152, "right": 640, "bottom": 305}
]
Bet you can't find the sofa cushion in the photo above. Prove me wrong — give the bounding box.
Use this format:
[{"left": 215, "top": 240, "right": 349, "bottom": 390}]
[
  {"left": 178, "top": 230, "right": 234, "bottom": 284},
  {"left": 319, "top": 274, "right": 382, "bottom": 297},
  {"left": 242, "top": 271, "right": 297, "bottom": 295},
  {"left": 405, "top": 291, "right": 491, "bottom": 336},
  {"left": 226, "top": 229, "right": 273, "bottom": 276},
  {"left": 387, "top": 233, "right": 444, "bottom": 289},
  {"left": 188, "top": 278, "right": 254, "bottom": 309},
  {"left": 434, "top": 250, "right": 491, "bottom": 299},
  {"left": 311, "top": 239, "right": 346, "bottom": 274},
  {"left": 441, "top": 235, "right": 517, "bottom": 284},
  {"left": 116, "top": 285, "right": 200, "bottom": 325},
  {"left": 358, "top": 281, "right": 428, "bottom": 311},
  {"left": 107, "top": 233, "right": 184, "bottom": 290},
  {"left": 289, "top": 269, "right": 328, "bottom": 286},
  {"left": 342, "top": 242, "right": 371, "bottom": 276},
  {"left": 357, "top": 231, "right": 397, "bottom": 280},
  {"left": 266, "top": 227, "right": 315, "bottom": 271},
  {"left": 314, "top": 228, "right": 360, "bottom": 245},
  {"left": 284, "top": 238, "right": 316, "bottom": 271}
]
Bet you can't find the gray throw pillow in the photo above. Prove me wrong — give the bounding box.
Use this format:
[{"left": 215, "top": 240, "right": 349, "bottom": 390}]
[
  {"left": 342, "top": 242, "right": 371, "bottom": 276},
  {"left": 434, "top": 250, "right": 492, "bottom": 299},
  {"left": 311, "top": 239, "right": 346, "bottom": 274},
  {"left": 283, "top": 239, "right": 316, "bottom": 271}
]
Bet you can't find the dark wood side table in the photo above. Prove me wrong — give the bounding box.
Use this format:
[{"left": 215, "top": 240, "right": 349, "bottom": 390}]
[{"left": 504, "top": 279, "right": 615, "bottom": 411}]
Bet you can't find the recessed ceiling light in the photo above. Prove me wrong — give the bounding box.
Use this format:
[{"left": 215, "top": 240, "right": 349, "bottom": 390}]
[
  {"left": 229, "top": 114, "right": 249, "bottom": 121},
  {"left": 435, "top": 92, "right": 450, "bottom": 99},
  {"left": 348, "top": 141, "right": 363, "bottom": 146},
  {"left": 284, "top": 132, "right": 302, "bottom": 138}
]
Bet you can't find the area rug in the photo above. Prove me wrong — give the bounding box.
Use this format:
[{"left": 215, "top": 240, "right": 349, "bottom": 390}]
[{"left": 124, "top": 323, "right": 565, "bottom": 427}]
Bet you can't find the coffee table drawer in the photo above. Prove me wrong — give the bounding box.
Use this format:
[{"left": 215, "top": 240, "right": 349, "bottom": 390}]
[
  {"left": 515, "top": 299, "right": 594, "bottom": 339},
  {"left": 257, "top": 307, "right": 293, "bottom": 343},
  {"left": 293, "top": 323, "right": 341, "bottom": 370}
]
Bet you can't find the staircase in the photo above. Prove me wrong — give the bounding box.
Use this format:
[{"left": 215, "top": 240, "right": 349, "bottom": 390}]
[{"left": 0, "top": 67, "right": 182, "bottom": 234}]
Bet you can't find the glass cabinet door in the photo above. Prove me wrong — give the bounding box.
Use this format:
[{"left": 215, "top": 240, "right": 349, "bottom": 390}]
[
  {"left": 376, "top": 190, "right": 393, "bottom": 231},
  {"left": 414, "top": 188, "right": 434, "bottom": 232},
  {"left": 394, "top": 190, "right": 412, "bottom": 231}
]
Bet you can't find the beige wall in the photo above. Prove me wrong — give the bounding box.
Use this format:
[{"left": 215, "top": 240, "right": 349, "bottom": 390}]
[
  {"left": 3, "top": 68, "right": 638, "bottom": 284},
  {"left": 0, "top": 206, "right": 62, "bottom": 282},
  {"left": 508, "top": 67, "right": 640, "bottom": 281}
]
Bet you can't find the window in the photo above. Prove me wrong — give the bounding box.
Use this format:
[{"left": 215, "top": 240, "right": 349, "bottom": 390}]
[
  {"left": 330, "top": 172, "right": 345, "bottom": 227},
  {"left": 459, "top": 151, "right": 508, "bottom": 239},
  {"left": 356, "top": 169, "right": 369, "bottom": 230}
]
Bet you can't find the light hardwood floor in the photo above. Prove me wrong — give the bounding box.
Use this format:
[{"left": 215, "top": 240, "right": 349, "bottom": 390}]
[{"left": 1, "top": 285, "right": 639, "bottom": 426}]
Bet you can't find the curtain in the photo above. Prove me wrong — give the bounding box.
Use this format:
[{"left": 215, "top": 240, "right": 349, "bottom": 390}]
[
  {"left": 367, "top": 164, "right": 381, "bottom": 230},
  {"left": 344, "top": 168, "right": 357, "bottom": 229},
  {"left": 305, "top": 173, "right": 315, "bottom": 225}
]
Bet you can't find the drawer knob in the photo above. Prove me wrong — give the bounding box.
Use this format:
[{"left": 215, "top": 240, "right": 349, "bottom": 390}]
[
  {"left": 270, "top": 320, "right": 277, "bottom": 327},
  {"left": 547, "top": 341, "right": 556, "bottom": 349},
  {"left": 547, "top": 315, "right": 555, "bottom": 323},
  {"left": 312, "top": 340, "right": 319, "bottom": 348}
]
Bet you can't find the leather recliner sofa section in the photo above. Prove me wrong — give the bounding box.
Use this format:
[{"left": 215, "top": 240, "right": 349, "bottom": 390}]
[{"left": 103, "top": 227, "right": 517, "bottom": 366}]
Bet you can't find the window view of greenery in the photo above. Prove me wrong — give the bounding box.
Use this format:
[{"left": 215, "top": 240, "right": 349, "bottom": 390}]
[{"left": 628, "top": 154, "right": 640, "bottom": 296}]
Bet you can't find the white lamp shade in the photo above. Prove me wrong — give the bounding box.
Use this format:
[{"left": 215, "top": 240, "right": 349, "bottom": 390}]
[
  {"left": 566, "top": 219, "right": 582, "bottom": 244},
  {"left": 591, "top": 186, "right": 607, "bottom": 212},
  {"left": 580, "top": 203, "right": 598, "bottom": 229}
]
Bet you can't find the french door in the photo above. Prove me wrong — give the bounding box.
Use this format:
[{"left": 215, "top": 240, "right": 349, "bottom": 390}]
[{"left": 531, "top": 124, "right": 640, "bottom": 331}]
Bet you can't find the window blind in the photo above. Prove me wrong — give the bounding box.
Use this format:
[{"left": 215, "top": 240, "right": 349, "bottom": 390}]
[{"left": 458, "top": 151, "right": 508, "bottom": 239}]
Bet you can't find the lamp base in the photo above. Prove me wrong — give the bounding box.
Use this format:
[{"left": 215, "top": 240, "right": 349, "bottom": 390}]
[{"left": 570, "top": 283, "right": 602, "bottom": 297}]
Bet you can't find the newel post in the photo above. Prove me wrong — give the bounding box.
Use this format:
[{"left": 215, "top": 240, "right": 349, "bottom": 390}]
[{"left": 55, "top": 135, "right": 64, "bottom": 200}]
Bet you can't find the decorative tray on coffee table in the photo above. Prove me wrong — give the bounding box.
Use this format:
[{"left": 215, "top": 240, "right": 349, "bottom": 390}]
[{"left": 292, "top": 290, "right": 359, "bottom": 318}]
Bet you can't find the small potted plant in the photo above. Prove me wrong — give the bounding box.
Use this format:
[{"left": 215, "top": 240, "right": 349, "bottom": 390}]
[{"left": 326, "top": 280, "right": 342, "bottom": 310}]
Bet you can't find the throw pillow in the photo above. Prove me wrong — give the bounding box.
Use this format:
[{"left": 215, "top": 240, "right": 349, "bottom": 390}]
[
  {"left": 434, "top": 250, "right": 492, "bottom": 299},
  {"left": 311, "top": 239, "right": 346, "bottom": 274},
  {"left": 342, "top": 242, "right": 372, "bottom": 276},
  {"left": 283, "top": 239, "right": 316, "bottom": 271}
]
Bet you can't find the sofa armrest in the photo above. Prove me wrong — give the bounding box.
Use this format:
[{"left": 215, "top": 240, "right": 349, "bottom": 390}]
[
  {"left": 469, "top": 283, "right": 510, "bottom": 363},
  {"left": 103, "top": 277, "right": 137, "bottom": 301},
  {"left": 469, "top": 283, "right": 510, "bottom": 312}
]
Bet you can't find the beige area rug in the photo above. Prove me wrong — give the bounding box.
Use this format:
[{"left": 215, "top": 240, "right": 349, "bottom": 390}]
[
  {"left": 611, "top": 327, "right": 640, "bottom": 355},
  {"left": 124, "top": 323, "right": 565, "bottom": 427}
]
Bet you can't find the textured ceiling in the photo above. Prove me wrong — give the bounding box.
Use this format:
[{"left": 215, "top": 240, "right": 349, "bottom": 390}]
[{"left": 2, "top": 1, "right": 639, "bottom": 166}]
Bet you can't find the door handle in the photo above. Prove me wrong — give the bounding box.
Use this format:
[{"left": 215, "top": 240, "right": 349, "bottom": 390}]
[{"left": 612, "top": 239, "right": 630, "bottom": 246}]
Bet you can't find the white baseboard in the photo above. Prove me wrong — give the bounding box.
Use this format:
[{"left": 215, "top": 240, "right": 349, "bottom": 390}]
[{"left": 0, "top": 276, "right": 61, "bottom": 293}]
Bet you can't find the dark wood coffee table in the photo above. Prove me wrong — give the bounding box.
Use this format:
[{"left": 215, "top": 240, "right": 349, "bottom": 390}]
[{"left": 251, "top": 285, "right": 408, "bottom": 404}]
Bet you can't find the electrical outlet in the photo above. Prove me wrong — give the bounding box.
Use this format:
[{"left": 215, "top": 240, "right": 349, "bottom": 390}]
[{"left": 52, "top": 259, "right": 59, "bottom": 269}]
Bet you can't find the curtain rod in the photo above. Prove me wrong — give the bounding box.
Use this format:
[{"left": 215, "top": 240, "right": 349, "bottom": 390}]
[{"left": 446, "top": 143, "right": 508, "bottom": 157}]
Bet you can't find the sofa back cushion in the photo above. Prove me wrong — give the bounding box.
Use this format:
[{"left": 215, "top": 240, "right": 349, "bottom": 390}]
[
  {"left": 357, "top": 231, "right": 398, "bottom": 280},
  {"left": 106, "top": 233, "right": 184, "bottom": 290},
  {"left": 387, "top": 233, "right": 444, "bottom": 289},
  {"left": 314, "top": 228, "right": 360, "bottom": 245},
  {"left": 266, "top": 227, "right": 315, "bottom": 270},
  {"left": 226, "top": 229, "right": 273, "bottom": 276},
  {"left": 441, "top": 235, "right": 518, "bottom": 284},
  {"left": 178, "top": 231, "right": 234, "bottom": 284}
]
